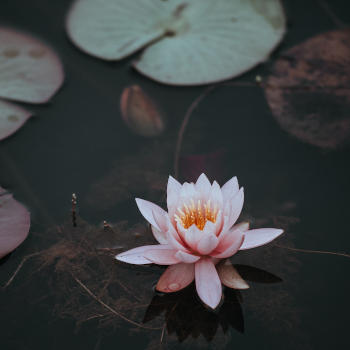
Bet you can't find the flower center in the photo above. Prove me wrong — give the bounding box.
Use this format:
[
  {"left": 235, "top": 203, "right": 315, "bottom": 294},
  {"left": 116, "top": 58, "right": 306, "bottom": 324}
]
[{"left": 174, "top": 199, "right": 218, "bottom": 230}]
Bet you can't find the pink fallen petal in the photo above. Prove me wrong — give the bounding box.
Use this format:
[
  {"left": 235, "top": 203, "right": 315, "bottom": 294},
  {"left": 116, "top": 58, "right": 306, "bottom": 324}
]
[
  {"left": 156, "top": 263, "right": 195, "bottom": 293},
  {"left": 217, "top": 260, "right": 249, "bottom": 289},
  {"left": 195, "top": 257, "right": 222, "bottom": 309},
  {"left": 197, "top": 234, "right": 219, "bottom": 255},
  {"left": 143, "top": 248, "right": 180, "bottom": 265},
  {"left": 175, "top": 250, "right": 200, "bottom": 263},
  {"left": 212, "top": 230, "right": 244, "bottom": 258},
  {"left": 0, "top": 27, "right": 64, "bottom": 103},
  {"left": 151, "top": 225, "right": 168, "bottom": 245},
  {"left": 239, "top": 228, "right": 284, "bottom": 250},
  {"left": 135, "top": 198, "right": 167, "bottom": 232},
  {"left": 115, "top": 244, "right": 172, "bottom": 265},
  {"left": 0, "top": 100, "right": 32, "bottom": 141},
  {"left": 221, "top": 176, "right": 239, "bottom": 203},
  {"left": 0, "top": 187, "right": 30, "bottom": 258}
]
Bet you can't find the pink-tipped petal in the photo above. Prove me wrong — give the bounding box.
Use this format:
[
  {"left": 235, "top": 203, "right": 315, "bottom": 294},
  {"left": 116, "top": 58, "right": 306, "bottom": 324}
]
[
  {"left": 0, "top": 100, "right": 32, "bottom": 141},
  {"left": 239, "top": 228, "right": 284, "bottom": 250},
  {"left": 151, "top": 225, "right": 168, "bottom": 244},
  {"left": 184, "top": 224, "right": 203, "bottom": 251},
  {"left": 0, "top": 27, "right": 64, "bottom": 103},
  {"left": 232, "top": 221, "right": 250, "bottom": 232},
  {"left": 197, "top": 234, "right": 219, "bottom": 255},
  {"left": 212, "top": 230, "right": 244, "bottom": 258},
  {"left": 210, "top": 181, "right": 223, "bottom": 206},
  {"left": 167, "top": 175, "right": 181, "bottom": 212},
  {"left": 227, "top": 187, "right": 244, "bottom": 228},
  {"left": 175, "top": 250, "right": 200, "bottom": 263},
  {"left": 115, "top": 244, "right": 172, "bottom": 265},
  {"left": 195, "top": 173, "right": 211, "bottom": 196},
  {"left": 166, "top": 227, "right": 189, "bottom": 252},
  {"left": 221, "top": 176, "right": 239, "bottom": 203},
  {"left": 195, "top": 258, "right": 222, "bottom": 309},
  {"left": 143, "top": 248, "right": 180, "bottom": 265},
  {"left": 156, "top": 263, "right": 195, "bottom": 293},
  {"left": 217, "top": 260, "right": 249, "bottom": 289},
  {"left": 135, "top": 198, "right": 167, "bottom": 232},
  {"left": 0, "top": 187, "right": 30, "bottom": 258}
]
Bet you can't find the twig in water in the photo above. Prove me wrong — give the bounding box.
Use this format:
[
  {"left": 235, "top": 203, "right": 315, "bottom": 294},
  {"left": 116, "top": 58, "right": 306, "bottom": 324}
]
[
  {"left": 71, "top": 273, "right": 161, "bottom": 330},
  {"left": 2, "top": 252, "right": 42, "bottom": 288},
  {"left": 275, "top": 244, "right": 350, "bottom": 259}
]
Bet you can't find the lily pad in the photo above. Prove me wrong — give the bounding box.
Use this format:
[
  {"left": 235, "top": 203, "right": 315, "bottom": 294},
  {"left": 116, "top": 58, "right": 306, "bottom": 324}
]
[
  {"left": 66, "top": 0, "right": 286, "bottom": 85},
  {"left": 264, "top": 29, "right": 350, "bottom": 149},
  {"left": 0, "top": 100, "right": 32, "bottom": 141},
  {"left": 0, "top": 27, "right": 64, "bottom": 104},
  {"left": 0, "top": 187, "right": 30, "bottom": 259}
]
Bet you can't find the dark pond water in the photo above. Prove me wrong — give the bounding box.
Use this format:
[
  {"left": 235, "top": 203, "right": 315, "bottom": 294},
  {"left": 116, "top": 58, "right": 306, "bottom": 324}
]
[{"left": 1, "top": 1, "right": 350, "bottom": 349}]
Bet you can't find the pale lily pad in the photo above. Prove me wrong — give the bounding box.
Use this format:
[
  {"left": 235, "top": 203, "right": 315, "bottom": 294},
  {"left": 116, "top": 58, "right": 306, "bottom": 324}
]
[
  {"left": 0, "top": 187, "right": 30, "bottom": 259},
  {"left": 0, "top": 27, "right": 64, "bottom": 103},
  {"left": 66, "top": 0, "right": 286, "bottom": 85},
  {"left": 0, "top": 100, "right": 32, "bottom": 141}
]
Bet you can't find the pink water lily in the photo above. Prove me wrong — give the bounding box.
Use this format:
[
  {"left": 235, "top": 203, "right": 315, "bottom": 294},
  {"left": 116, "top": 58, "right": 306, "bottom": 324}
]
[{"left": 116, "top": 174, "right": 283, "bottom": 309}]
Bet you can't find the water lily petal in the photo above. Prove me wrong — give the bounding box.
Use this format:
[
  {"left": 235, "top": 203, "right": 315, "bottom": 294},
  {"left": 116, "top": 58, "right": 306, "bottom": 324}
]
[
  {"left": 0, "top": 187, "right": 30, "bottom": 258},
  {"left": 195, "top": 258, "right": 222, "bottom": 309},
  {"left": 135, "top": 198, "right": 167, "bottom": 231},
  {"left": 232, "top": 221, "right": 250, "bottom": 232},
  {"left": 195, "top": 173, "right": 211, "bottom": 196},
  {"left": 151, "top": 225, "right": 168, "bottom": 244},
  {"left": 239, "top": 228, "right": 284, "bottom": 250},
  {"left": 167, "top": 175, "right": 181, "bottom": 212},
  {"left": 197, "top": 234, "right": 219, "bottom": 255},
  {"left": 115, "top": 244, "right": 172, "bottom": 265},
  {"left": 166, "top": 226, "right": 189, "bottom": 252},
  {"left": 217, "top": 260, "right": 249, "bottom": 289},
  {"left": 210, "top": 181, "right": 223, "bottom": 207},
  {"left": 227, "top": 187, "right": 244, "bottom": 228},
  {"left": 212, "top": 230, "right": 244, "bottom": 258},
  {"left": 143, "top": 248, "right": 180, "bottom": 265},
  {"left": 175, "top": 250, "right": 200, "bottom": 263},
  {"left": 221, "top": 176, "right": 239, "bottom": 203},
  {"left": 184, "top": 224, "right": 202, "bottom": 251},
  {"left": 156, "top": 263, "right": 195, "bottom": 293}
]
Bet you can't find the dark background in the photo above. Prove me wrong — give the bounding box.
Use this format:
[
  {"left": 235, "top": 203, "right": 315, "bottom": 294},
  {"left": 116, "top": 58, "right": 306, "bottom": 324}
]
[{"left": 1, "top": 1, "right": 350, "bottom": 349}]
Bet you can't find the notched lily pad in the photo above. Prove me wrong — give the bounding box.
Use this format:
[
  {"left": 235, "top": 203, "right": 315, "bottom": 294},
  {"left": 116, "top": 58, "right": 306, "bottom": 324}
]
[
  {"left": 0, "top": 100, "right": 32, "bottom": 141},
  {"left": 0, "top": 27, "right": 64, "bottom": 103},
  {"left": 265, "top": 29, "right": 350, "bottom": 149},
  {"left": 67, "top": 0, "right": 285, "bottom": 85},
  {"left": 0, "top": 187, "right": 30, "bottom": 259}
]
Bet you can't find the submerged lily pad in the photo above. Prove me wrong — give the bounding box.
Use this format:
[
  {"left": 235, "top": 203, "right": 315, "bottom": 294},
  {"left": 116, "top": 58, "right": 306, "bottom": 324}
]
[
  {"left": 0, "top": 27, "right": 64, "bottom": 104},
  {"left": 0, "top": 27, "right": 64, "bottom": 140},
  {"left": 0, "top": 100, "right": 32, "bottom": 141},
  {"left": 66, "top": 0, "right": 285, "bottom": 85},
  {"left": 264, "top": 29, "right": 350, "bottom": 149},
  {"left": 0, "top": 187, "right": 30, "bottom": 259}
]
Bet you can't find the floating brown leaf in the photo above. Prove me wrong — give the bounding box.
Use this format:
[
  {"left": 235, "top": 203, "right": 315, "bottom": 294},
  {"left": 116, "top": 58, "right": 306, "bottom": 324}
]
[{"left": 265, "top": 29, "right": 350, "bottom": 149}]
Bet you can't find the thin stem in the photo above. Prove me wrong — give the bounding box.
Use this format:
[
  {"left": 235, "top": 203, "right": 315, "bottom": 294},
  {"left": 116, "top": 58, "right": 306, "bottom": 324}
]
[
  {"left": 71, "top": 274, "right": 161, "bottom": 330},
  {"left": 275, "top": 244, "right": 350, "bottom": 259},
  {"left": 318, "top": 0, "right": 347, "bottom": 28},
  {"left": 2, "top": 252, "right": 42, "bottom": 288}
]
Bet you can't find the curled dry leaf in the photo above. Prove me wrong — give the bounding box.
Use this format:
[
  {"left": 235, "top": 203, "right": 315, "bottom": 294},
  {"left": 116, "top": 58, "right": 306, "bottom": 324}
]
[
  {"left": 120, "top": 85, "right": 165, "bottom": 137},
  {"left": 0, "top": 100, "right": 32, "bottom": 141},
  {"left": 0, "top": 27, "right": 64, "bottom": 140},
  {"left": 0, "top": 187, "right": 30, "bottom": 259},
  {"left": 265, "top": 29, "right": 350, "bottom": 149},
  {"left": 66, "top": 0, "right": 285, "bottom": 85}
]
